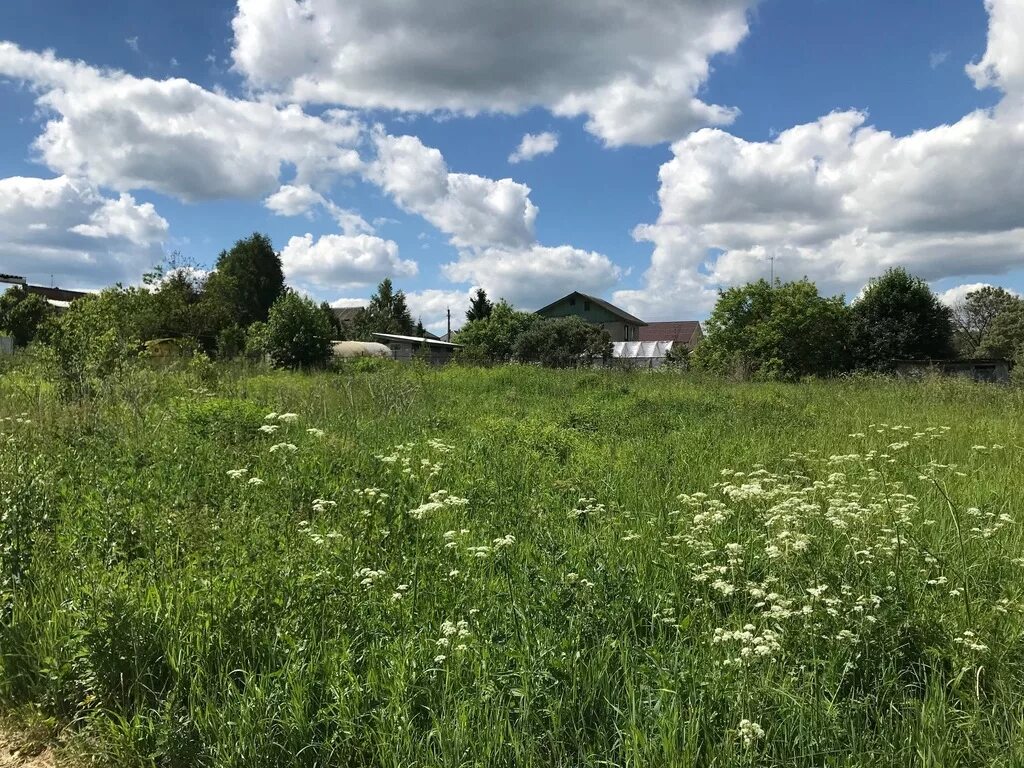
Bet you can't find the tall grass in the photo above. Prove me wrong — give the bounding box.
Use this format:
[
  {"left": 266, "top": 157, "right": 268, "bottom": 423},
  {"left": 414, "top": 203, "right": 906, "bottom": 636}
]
[{"left": 1, "top": 362, "right": 1023, "bottom": 766}]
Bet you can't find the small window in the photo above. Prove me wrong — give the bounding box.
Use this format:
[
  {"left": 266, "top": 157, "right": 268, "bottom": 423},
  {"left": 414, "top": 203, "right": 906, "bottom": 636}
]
[
  {"left": 584, "top": 300, "right": 591, "bottom": 311},
  {"left": 569, "top": 298, "right": 576, "bottom": 306}
]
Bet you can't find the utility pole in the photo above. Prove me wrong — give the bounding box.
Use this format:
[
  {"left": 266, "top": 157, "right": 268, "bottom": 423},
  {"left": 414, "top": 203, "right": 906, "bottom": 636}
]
[{"left": 446, "top": 307, "right": 451, "bottom": 339}]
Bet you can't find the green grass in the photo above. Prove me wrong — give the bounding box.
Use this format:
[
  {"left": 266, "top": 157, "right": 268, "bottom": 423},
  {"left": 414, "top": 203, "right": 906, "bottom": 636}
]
[{"left": 1, "top": 362, "right": 1024, "bottom": 766}]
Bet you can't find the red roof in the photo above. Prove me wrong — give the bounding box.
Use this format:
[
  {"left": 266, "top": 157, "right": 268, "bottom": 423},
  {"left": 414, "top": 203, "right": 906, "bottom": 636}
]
[{"left": 638, "top": 321, "right": 702, "bottom": 344}]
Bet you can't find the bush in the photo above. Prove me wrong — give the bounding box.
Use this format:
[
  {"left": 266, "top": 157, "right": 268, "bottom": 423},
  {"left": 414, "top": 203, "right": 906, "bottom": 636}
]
[
  {"left": 47, "top": 288, "right": 149, "bottom": 399},
  {"left": 513, "top": 316, "right": 611, "bottom": 368},
  {"left": 0, "top": 287, "right": 54, "bottom": 347},
  {"left": 455, "top": 301, "right": 540, "bottom": 363},
  {"left": 265, "top": 291, "right": 333, "bottom": 370}
]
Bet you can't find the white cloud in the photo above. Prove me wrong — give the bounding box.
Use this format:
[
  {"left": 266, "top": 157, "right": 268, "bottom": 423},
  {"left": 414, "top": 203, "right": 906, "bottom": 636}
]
[
  {"left": 231, "top": 0, "right": 753, "bottom": 145},
  {"left": 0, "top": 175, "right": 167, "bottom": 288},
  {"left": 280, "top": 232, "right": 417, "bottom": 293},
  {"left": 125, "top": 36, "right": 139, "bottom": 53},
  {"left": 444, "top": 245, "right": 621, "bottom": 309},
  {"left": 405, "top": 288, "right": 476, "bottom": 334},
  {"left": 930, "top": 50, "right": 950, "bottom": 69},
  {"left": 509, "top": 132, "right": 559, "bottom": 164},
  {"left": 616, "top": 1, "right": 1024, "bottom": 321},
  {"left": 330, "top": 297, "right": 368, "bottom": 308},
  {"left": 938, "top": 282, "right": 1021, "bottom": 306},
  {"left": 966, "top": 0, "right": 1024, "bottom": 93},
  {"left": 264, "top": 183, "right": 373, "bottom": 236},
  {"left": 369, "top": 132, "right": 537, "bottom": 249},
  {"left": 0, "top": 42, "right": 363, "bottom": 202}
]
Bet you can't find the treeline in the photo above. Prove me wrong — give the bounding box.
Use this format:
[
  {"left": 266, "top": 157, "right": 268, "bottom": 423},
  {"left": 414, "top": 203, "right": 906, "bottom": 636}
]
[{"left": 688, "top": 268, "right": 1024, "bottom": 380}]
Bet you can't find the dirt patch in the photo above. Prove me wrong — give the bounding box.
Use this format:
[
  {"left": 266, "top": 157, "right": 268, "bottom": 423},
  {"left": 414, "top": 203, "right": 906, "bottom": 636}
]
[{"left": 0, "top": 724, "right": 62, "bottom": 768}]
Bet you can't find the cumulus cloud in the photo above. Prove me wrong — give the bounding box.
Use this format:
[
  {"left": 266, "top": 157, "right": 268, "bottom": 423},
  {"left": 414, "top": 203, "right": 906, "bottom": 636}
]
[
  {"left": 0, "top": 42, "right": 362, "bottom": 202},
  {"left": 405, "top": 288, "right": 476, "bottom": 334},
  {"left": 443, "top": 245, "right": 621, "bottom": 309},
  {"left": 509, "top": 132, "right": 559, "bottom": 164},
  {"left": 938, "top": 282, "right": 1021, "bottom": 306},
  {"left": 0, "top": 175, "right": 167, "bottom": 287},
  {"left": 280, "top": 232, "right": 417, "bottom": 294},
  {"left": 369, "top": 132, "right": 537, "bottom": 249},
  {"left": 231, "top": 0, "right": 753, "bottom": 145},
  {"left": 616, "top": 0, "right": 1024, "bottom": 320},
  {"left": 264, "top": 184, "right": 373, "bottom": 236}
]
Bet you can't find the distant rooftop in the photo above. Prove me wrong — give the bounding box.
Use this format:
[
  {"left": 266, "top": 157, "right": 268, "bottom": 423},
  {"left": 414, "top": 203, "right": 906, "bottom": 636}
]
[
  {"left": 373, "top": 332, "right": 462, "bottom": 348},
  {"left": 536, "top": 291, "right": 646, "bottom": 326},
  {"left": 638, "top": 321, "right": 702, "bottom": 344}
]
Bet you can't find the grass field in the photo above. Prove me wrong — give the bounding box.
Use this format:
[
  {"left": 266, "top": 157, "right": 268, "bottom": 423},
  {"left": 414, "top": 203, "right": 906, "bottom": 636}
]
[{"left": 1, "top": 362, "right": 1024, "bottom": 766}]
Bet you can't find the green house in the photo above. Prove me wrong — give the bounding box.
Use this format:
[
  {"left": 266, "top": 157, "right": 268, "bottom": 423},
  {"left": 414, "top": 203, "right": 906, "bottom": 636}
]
[{"left": 535, "top": 291, "right": 647, "bottom": 342}]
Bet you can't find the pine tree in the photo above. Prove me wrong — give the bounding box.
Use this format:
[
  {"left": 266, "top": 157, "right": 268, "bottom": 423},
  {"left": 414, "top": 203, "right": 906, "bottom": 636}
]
[
  {"left": 353, "top": 278, "right": 415, "bottom": 340},
  {"left": 465, "top": 288, "right": 494, "bottom": 322}
]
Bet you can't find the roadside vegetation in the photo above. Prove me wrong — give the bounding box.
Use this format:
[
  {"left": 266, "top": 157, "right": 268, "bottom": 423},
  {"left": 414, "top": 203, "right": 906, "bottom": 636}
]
[{"left": 1, "top": 360, "right": 1023, "bottom": 766}]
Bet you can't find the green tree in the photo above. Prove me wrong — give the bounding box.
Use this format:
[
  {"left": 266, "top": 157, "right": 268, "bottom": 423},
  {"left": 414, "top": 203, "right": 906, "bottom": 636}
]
[
  {"left": 454, "top": 300, "right": 540, "bottom": 362},
  {"left": 978, "top": 303, "right": 1024, "bottom": 360},
  {"left": 952, "top": 286, "right": 1024, "bottom": 355},
  {"left": 321, "top": 302, "right": 344, "bottom": 339},
  {"left": 691, "top": 279, "right": 852, "bottom": 380},
  {"left": 352, "top": 278, "right": 414, "bottom": 340},
  {"left": 465, "top": 288, "right": 494, "bottom": 322},
  {"left": 851, "top": 268, "right": 954, "bottom": 371},
  {"left": 265, "top": 291, "right": 333, "bottom": 369},
  {"left": 0, "top": 287, "right": 54, "bottom": 347},
  {"left": 513, "top": 316, "right": 612, "bottom": 368},
  {"left": 203, "top": 233, "right": 285, "bottom": 329}
]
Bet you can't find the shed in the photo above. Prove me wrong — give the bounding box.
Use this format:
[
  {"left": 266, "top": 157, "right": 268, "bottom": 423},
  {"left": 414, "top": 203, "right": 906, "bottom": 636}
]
[
  {"left": 372, "top": 333, "right": 462, "bottom": 365},
  {"left": 894, "top": 358, "right": 1012, "bottom": 384}
]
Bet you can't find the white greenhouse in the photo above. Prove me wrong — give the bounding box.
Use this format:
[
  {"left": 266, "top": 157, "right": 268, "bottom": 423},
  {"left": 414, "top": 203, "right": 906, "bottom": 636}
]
[{"left": 610, "top": 340, "right": 675, "bottom": 368}]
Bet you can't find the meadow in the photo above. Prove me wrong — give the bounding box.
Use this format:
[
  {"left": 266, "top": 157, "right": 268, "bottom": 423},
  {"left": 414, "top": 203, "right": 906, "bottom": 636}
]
[{"left": 1, "top": 361, "right": 1023, "bottom": 766}]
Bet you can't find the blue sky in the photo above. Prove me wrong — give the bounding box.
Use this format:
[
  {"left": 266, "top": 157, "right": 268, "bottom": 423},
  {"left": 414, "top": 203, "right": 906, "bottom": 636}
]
[{"left": 0, "top": 0, "right": 1021, "bottom": 330}]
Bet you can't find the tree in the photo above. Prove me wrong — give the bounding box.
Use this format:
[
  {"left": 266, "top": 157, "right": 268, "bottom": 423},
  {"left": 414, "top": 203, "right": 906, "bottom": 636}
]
[
  {"left": 265, "top": 291, "right": 333, "bottom": 369},
  {"left": 465, "top": 288, "right": 493, "bottom": 322},
  {"left": 513, "top": 316, "right": 612, "bottom": 368},
  {"left": 690, "top": 279, "right": 852, "bottom": 380},
  {"left": 454, "top": 300, "right": 540, "bottom": 361},
  {"left": 204, "top": 233, "right": 285, "bottom": 329},
  {"left": 0, "top": 287, "right": 54, "bottom": 347},
  {"left": 851, "top": 268, "right": 954, "bottom": 371},
  {"left": 352, "top": 278, "right": 414, "bottom": 339},
  {"left": 978, "top": 303, "right": 1024, "bottom": 360},
  {"left": 322, "top": 302, "right": 344, "bottom": 339},
  {"left": 952, "top": 286, "right": 1024, "bottom": 355}
]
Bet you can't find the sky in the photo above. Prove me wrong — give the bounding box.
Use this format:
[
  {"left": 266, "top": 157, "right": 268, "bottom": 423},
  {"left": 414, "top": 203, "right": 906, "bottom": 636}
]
[{"left": 0, "top": 0, "right": 1022, "bottom": 332}]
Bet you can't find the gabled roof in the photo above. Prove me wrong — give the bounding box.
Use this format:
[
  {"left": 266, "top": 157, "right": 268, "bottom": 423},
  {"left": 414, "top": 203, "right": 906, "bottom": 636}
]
[
  {"left": 638, "top": 321, "right": 702, "bottom": 344},
  {"left": 331, "top": 306, "right": 364, "bottom": 324},
  {"left": 25, "top": 285, "right": 90, "bottom": 303},
  {"left": 535, "top": 291, "right": 646, "bottom": 326}
]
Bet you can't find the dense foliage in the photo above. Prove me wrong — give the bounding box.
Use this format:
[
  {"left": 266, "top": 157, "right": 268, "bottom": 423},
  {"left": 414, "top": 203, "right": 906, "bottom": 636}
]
[
  {"left": 851, "top": 267, "right": 955, "bottom": 370},
  {"left": 465, "top": 287, "right": 494, "bottom": 322},
  {"left": 952, "top": 286, "right": 1023, "bottom": 355},
  {"left": 204, "top": 233, "right": 285, "bottom": 329},
  {"left": 513, "top": 315, "right": 613, "bottom": 367},
  {"left": 691, "top": 279, "right": 852, "bottom": 380},
  {"left": 0, "top": 365, "right": 1022, "bottom": 766},
  {"left": 454, "top": 300, "right": 540, "bottom": 362},
  {"left": 0, "top": 287, "right": 53, "bottom": 347},
  {"left": 265, "top": 291, "right": 334, "bottom": 369}
]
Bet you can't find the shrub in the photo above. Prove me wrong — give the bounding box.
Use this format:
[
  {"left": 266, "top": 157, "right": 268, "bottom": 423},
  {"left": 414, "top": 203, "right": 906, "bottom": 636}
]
[
  {"left": 265, "top": 291, "right": 333, "bottom": 370},
  {"left": 513, "top": 316, "right": 612, "bottom": 368},
  {"left": 0, "top": 287, "right": 54, "bottom": 347},
  {"left": 455, "top": 301, "right": 540, "bottom": 363}
]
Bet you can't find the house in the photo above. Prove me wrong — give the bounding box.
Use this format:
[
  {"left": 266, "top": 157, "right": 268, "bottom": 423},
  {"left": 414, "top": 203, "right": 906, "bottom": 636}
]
[
  {"left": 894, "top": 358, "right": 1012, "bottom": 384},
  {"left": 372, "top": 333, "right": 462, "bottom": 365},
  {"left": 535, "top": 292, "right": 646, "bottom": 342},
  {"left": 638, "top": 321, "right": 704, "bottom": 349}
]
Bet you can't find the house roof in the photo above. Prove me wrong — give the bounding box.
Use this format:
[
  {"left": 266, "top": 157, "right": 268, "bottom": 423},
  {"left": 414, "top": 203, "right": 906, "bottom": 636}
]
[
  {"left": 372, "top": 332, "right": 463, "bottom": 348},
  {"left": 535, "top": 291, "right": 647, "bottom": 326},
  {"left": 638, "top": 321, "right": 702, "bottom": 344},
  {"left": 25, "top": 285, "right": 90, "bottom": 303},
  {"left": 331, "top": 306, "right": 364, "bottom": 324}
]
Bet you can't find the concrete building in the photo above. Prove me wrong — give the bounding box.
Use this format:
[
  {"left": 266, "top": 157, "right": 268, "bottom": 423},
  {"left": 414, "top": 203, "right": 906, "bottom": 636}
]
[{"left": 535, "top": 292, "right": 646, "bottom": 342}]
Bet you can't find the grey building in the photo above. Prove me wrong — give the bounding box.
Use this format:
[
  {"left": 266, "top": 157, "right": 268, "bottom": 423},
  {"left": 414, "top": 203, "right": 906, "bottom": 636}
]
[
  {"left": 372, "top": 333, "right": 462, "bottom": 364},
  {"left": 535, "top": 292, "right": 646, "bottom": 342}
]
